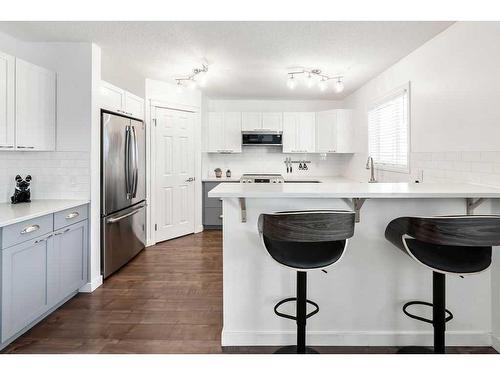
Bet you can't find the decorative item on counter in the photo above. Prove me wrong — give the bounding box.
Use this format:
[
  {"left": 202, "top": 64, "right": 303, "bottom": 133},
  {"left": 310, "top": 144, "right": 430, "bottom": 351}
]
[
  {"left": 226, "top": 169, "right": 231, "bottom": 178},
  {"left": 11, "top": 175, "right": 32, "bottom": 204},
  {"left": 214, "top": 168, "right": 222, "bottom": 178}
]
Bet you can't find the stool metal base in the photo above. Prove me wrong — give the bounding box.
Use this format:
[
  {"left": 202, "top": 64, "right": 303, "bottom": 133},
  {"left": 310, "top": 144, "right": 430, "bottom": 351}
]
[
  {"left": 274, "top": 346, "right": 319, "bottom": 354},
  {"left": 397, "top": 346, "right": 443, "bottom": 354}
]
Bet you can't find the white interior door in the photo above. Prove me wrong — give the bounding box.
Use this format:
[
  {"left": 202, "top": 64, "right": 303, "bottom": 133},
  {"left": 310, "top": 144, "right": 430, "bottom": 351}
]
[{"left": 155, "top": 107, "right": 196, "bottom": 242}]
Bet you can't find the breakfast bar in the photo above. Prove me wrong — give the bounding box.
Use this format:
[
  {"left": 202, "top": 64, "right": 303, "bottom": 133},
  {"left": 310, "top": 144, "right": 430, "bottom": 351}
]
[{"left": 209, "top": 182, "right": 500, "bottom": 348}]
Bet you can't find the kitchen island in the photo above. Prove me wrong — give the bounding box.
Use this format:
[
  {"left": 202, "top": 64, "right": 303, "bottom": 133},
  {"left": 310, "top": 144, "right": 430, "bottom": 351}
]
[{"left": 208, "top": 182, "right": 500, "bottom": 348}]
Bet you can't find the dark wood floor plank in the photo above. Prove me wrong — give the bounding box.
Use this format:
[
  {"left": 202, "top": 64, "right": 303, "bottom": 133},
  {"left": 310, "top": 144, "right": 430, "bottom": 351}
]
[{"left": 1, "top": 230, "right": 497, "bottom": 354}]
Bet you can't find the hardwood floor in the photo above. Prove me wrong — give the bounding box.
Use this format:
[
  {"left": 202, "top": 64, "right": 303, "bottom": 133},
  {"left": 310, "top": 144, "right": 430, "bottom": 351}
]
[{"left": 1, "top": 230, "right": 497, "bottom": 354}]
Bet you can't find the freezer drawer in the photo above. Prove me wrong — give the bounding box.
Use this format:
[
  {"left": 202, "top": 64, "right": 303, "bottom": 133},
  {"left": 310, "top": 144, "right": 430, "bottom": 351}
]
[{"left": 102, "top": 203, "right": 145, "bottom": 278}]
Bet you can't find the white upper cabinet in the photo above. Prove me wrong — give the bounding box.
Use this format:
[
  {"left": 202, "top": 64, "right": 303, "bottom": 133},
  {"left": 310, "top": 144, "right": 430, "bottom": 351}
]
[
  {"left": 15, "top": 58, "right": 56, "bottom": 151},
  {"left": 283, "top": 112, "right": 316, "bottom": 153},
  {"left": 207, "top": 112, "right": 242, "bottom": 153},
  {"left": 0, "top": 51, "right": 15, "bottom": 150},
  {"left": 100, "top": 80, "right": 144, "bottom": 120},
  {"left": 261, "top": 112, "right": 283, "bottom": 131},
  {"left": 241, "top": 112, "right": 262, "bottom": 131},
  {"left": 315, "top": 109, "right": 354, "bottom": 153}
]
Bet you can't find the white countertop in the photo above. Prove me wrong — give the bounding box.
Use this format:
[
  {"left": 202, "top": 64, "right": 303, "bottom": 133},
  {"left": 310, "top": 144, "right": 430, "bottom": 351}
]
[
  {"left": 208, "top": 182, "right": 500, "bottom": 199},
  {"left": 0, "top": 199, "right": 90, "bottom": 227},
  {"left": 202, "top": 176, "right": 352, "bottom": 183}
]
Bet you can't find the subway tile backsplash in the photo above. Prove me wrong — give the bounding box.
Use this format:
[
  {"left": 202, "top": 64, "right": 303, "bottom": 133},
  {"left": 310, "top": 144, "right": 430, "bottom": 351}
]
[
  {"left": 409, "top": 151, "right": 500, "bottom": 187},
  {"left": 0, "top": 151, "right": 90, "bottom": 203}
]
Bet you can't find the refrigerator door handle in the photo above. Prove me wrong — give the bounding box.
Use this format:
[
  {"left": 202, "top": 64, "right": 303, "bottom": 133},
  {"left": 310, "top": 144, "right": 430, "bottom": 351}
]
[
  {"left": 124, "top": 125, "right": 132, "bottom": 199},
  {"left": 131, "top": 126, "right": 139, "bottom": 198},
  {"left": 106, "top": 204, "right": 146, "bottom": 224}
]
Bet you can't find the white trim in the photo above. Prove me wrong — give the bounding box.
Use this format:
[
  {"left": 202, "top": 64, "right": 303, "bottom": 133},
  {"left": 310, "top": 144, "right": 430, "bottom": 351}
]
[
  {"left": 492, "top": 335, "right": 500, "bottom": 352},
  {"left": 78, "top": 275, "right": 103, "bottom": 293},
  {"left": 221, "top": 329, "right": 491, "bottom": 347}
]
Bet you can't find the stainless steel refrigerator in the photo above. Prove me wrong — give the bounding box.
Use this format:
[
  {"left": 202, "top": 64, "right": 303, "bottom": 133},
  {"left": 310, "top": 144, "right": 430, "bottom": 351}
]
[{"left": 101, "top": 110, "right": 146, "bottom": 279}]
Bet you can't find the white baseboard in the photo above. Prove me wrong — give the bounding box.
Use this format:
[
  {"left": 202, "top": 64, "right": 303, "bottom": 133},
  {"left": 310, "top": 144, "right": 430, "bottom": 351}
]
[
  {"left": 222, "top": 330, "right": 491, "bottom": 347},
  {"left": 492, "top": 335, "right": 500, "bottom": 352},
  {"left": 79, "top": 275, "right": 103, "bottom": 293},
  {"left": 195, "top": 224, "right": 204, "bottom": 233}
]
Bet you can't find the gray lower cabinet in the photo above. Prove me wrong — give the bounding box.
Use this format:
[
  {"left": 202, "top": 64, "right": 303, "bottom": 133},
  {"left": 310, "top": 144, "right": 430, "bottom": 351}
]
[
  {"left": 203, "top": 181, "right": 238, "bottom": 228},
  {"left": 1, "top": 235, "right": 52, "bottom": 342},
  {"left": 0, "top": 205, "right": 89, "bottom": 347}
]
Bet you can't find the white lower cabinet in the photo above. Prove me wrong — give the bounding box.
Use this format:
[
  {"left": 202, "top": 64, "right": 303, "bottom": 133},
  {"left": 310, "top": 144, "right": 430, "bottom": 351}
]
[
  {"left": 0, "top": 209, "right": 88, "bottom": 347},
  {"left": 283, "top": 112, "right": 316, "bottom": 153}
]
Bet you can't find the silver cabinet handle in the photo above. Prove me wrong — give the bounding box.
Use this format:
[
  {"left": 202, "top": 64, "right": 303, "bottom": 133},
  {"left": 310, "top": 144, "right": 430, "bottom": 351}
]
[
  {"left": 35, "top": 234, "right": 53, "bottom": 243},
  {"left": 185, "top": 177, "right": 195, "bottom": 182},
  {"left": 21, "top": 224, "right": 40, "bottom": 234},
  {"left": 65, "top": 212, "right": 80, "bottom": 219},
  {"left": 107, "top": 205, "right": 145, "bottom": 223},
  {"left": 0, "top": 145, "right": 14, "bottom": 148},
  {"left": 55, "top": 228, "right": 71, "bottom": 236},
  {"left": 17, "top": 146, "right": 35, "bottom": 149}
]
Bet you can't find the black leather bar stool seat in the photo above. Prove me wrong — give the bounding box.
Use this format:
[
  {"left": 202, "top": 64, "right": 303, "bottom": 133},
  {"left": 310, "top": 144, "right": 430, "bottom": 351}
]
[
  {"left": 385, "top": 215, "right": 500, "bottom": 354},
  {"left": 258, "top": 210, "right": 355, "bottom": 354}
]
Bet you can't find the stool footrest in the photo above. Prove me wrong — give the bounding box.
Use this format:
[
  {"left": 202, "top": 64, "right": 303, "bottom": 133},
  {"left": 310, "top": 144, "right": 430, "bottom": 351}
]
[
  {"left": 402, "top": 301, "right": 453, "bottom": 325},
  {"left": 274, "top": 297, "right": 319, "bottom": 321}
]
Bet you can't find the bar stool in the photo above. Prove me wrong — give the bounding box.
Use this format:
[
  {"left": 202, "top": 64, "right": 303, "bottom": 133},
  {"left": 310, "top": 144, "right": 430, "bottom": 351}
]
[
  {"left": 385, "top": 215, "right": 500, "bottom": 354},
  {"left": 258, "top": 210, "right": 355, "bottom": 354}
]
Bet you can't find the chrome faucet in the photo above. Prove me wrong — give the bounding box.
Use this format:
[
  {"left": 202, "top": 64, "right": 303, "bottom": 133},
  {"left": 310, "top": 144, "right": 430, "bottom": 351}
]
[{"left": 366, "top": 156, "right": 377, "bottom": 183}]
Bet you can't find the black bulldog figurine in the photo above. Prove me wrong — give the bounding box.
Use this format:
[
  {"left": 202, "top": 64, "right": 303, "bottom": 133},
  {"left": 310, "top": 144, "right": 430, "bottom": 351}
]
[{"left": 11, "top": 175, "right": 32, "bottom": 204}]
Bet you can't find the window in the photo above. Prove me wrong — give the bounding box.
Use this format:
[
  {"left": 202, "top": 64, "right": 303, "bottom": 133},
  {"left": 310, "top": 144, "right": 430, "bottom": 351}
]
[{"left": 368, "top": 84, "right": 410, "bottom": 172}]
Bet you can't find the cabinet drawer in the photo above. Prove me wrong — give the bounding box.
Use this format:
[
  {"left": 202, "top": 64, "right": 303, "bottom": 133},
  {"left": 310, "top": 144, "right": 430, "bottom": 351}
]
[
  {"left": 1, "top": 214, "right": 53, "bottom": 250},
  {"left": 204, "top": 207, "right": 223, "bottom": 227},
  {"left": 54, "top": 204, "right": 88, "bottom": 230}
]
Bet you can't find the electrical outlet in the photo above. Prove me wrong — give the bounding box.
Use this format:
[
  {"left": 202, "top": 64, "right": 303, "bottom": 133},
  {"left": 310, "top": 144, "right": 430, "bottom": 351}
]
[{"left": 411, "top": 169, "right": 423, "bottom": 183}]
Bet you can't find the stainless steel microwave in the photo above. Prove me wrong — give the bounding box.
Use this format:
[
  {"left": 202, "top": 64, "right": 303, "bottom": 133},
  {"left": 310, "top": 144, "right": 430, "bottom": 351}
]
[{"left": 242, "top": 131, "right": 282, "bottom": 146}]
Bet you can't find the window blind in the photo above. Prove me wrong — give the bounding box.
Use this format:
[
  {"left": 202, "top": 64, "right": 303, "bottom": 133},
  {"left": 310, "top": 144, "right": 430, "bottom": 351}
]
[{"left": 368, "top": 88, "right": 409, "bottom": 171}]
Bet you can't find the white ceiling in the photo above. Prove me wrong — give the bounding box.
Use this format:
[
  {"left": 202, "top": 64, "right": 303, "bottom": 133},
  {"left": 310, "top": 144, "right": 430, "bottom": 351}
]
[{"left": 0, "top": 21, "right": 453, "bottom": 99}]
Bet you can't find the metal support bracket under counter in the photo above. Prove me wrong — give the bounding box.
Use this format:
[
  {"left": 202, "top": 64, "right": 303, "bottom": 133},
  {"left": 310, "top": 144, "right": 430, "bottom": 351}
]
[
  {"left": 351, "top": 198, "right": 367, "bottom": 223},
  {"left": 466, "top": 198, "right": 486, "bottom": 215},
  {"left": 239, "top": 198, "right": 247, "bottom": 223}
]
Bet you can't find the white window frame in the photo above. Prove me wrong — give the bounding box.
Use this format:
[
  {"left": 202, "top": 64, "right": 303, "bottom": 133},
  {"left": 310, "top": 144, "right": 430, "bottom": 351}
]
[{"left": 368, "top": 82, "right": 411, "bottom": 173}]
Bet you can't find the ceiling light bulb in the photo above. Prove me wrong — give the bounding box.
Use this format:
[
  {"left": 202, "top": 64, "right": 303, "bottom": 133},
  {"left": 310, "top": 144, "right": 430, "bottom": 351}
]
[
  {"left": 318, "top": 78, "right": 328, "bottom": 92},
  {"left": 176, "top": 81, "right": 184, "bottom": 93},
  {"left": 335, "top": 78, "right": 344, "bottom": 93},
  {"left": 306, "top": 73, "right": 314, "bottom": 88},
  {"left": 188, "top": 79, "right": 197, "bottom": 90},
  {"left": 287, "top": 74, "right": 297, "bottom": 90}
]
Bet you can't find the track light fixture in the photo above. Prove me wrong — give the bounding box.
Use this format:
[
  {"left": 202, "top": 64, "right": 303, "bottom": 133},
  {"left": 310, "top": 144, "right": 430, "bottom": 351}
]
[
  {"left": 286, "top": 68, "right": 344, "bottom": 93},
  {"left": 175, "top": 64, "right": 209, "bottom": 90}
]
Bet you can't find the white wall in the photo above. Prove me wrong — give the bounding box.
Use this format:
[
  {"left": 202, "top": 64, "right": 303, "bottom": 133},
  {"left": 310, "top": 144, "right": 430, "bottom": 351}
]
[
  {"left": 203, "top": 99, "right": 349, "bottom": 179},
  {"left": 144, "top": 79, "right": 203, "bottom": 245},
  {"left": 0, "top": 32, "right": 93, "bottom": 202},
  {"left": 343, "top": 22, "right": 500, "bottom": 185}
]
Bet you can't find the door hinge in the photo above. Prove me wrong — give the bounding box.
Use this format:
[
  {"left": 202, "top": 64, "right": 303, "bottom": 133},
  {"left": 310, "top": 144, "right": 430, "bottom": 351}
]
[
  {"left": 153, "top": 118, "right": 157, "bottom": 127},
  {"left": 155, "top": 224, "right": 158, "bottom": 231}
]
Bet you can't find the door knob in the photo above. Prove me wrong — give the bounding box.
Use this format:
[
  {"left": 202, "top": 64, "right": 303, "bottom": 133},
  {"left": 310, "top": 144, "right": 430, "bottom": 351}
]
[{"left": 185, "top": 177, "right": 195, "bottom": 182}]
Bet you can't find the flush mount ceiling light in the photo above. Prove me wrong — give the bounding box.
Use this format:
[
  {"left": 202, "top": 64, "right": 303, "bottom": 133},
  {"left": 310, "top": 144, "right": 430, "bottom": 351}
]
[
  {"left": 175, "top": 64, "right": 209, "bottom": 90},
  {"left": 286, "top": 68, "right": 344, "bottom": 93}
]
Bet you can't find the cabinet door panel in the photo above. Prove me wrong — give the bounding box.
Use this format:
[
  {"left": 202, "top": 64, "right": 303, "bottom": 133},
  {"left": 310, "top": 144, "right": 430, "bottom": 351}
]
[
  {"left": 316, "top": 111, "right": 337, "bottom": 153},
  {"left": 282, "top": 112, "right": 298, "bottom": 153},
  {"left": 15, "top": 59, "right": 56, "bottom": 151},
  {"left": 336, "top": 109, "right": 354, "bottom": 153},
  {"left": 223, "top": 112, "right": 242, "bottom": 153},
  {"left": 262, "top": 112, "right": 283, "bottom": 131},
  {"left": 207, "top": 112, "right": 225, "bottom": 152},
  {"left": 53, "top": 221, "right": 88, "bottom": 300},
  {"left": 241, "top": 112, "right": 262, "bottom": 131},
  {"left": 298, "top": 112, "right": 316, "bottom": 153},
  {"left": 2, "top": 236, "right": 50, "bottom": 341},
  {"left": 124, "top": 92, "right": 144, "bottom": 120},
  {"left": 100, "top": 80, "right": 124, "bottom": 113},
  {"left": 0, "top": 51, "right": 15, "bottom": 149}
]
